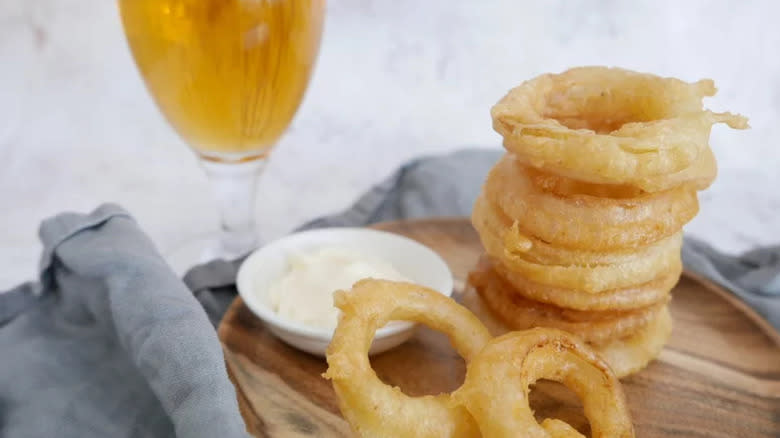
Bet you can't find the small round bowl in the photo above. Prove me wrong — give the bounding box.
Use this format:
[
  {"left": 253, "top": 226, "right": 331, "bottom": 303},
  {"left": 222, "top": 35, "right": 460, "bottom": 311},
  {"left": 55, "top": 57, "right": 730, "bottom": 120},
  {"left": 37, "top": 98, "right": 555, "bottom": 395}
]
[{"left": 236, "top": 227, "right": 454, "bottom": 356}]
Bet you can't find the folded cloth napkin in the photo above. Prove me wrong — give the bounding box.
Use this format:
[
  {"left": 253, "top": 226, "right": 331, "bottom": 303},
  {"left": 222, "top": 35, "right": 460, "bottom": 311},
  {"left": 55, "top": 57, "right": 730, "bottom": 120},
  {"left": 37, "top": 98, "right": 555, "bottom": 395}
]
[
  {"left": 2, "top": 149, "right": 779, "bottom": 438},
  {"left": 0, "top": 205, "right": 249, "bottom": 438}
]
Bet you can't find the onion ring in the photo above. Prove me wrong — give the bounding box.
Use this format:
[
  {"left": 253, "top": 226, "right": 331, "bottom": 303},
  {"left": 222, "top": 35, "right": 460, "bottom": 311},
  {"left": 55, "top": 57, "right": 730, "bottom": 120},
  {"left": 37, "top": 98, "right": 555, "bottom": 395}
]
[
  {"left": 523, "top": 146, "right": 718, "bottom": 196},
  {"left": 452, "top": 328, "right": 635, "bottom": 437},
  {"left": 459, "top": 284, "right": 673, "bottom": 378},
  {"left": 472, "top": 195, "right": 683, "bottom": 293},
  {"left": 483, "top": 153, "right": 698, "bottom": 251},
  {"left": 324, "top": 279, "right": 492, "bottom": 438},
  {"left": 473, "top": 194, "right": 685, "bottom": 266},
  {"left": 468, "top": 259, "right": 669, "bottom": 345},
  {"left": 489, "top": 255, "right": 679, "bottom": 311},
  {"left": 491, "top": 67, "right": 747, "bottom": 188}
]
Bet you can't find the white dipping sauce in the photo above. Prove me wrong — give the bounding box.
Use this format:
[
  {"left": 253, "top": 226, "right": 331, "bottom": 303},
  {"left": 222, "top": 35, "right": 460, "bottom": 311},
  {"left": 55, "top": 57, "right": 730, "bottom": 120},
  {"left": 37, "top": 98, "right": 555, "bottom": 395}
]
[{"left": 267, "top": 247, "right": 409, "bottom": 329}]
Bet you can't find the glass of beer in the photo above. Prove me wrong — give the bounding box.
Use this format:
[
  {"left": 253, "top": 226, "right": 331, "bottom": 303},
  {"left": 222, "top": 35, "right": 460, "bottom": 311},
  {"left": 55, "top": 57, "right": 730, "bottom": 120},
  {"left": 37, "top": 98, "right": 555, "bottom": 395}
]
[{"left": 118, "top": 0, "right": 325, "bottom": 265}]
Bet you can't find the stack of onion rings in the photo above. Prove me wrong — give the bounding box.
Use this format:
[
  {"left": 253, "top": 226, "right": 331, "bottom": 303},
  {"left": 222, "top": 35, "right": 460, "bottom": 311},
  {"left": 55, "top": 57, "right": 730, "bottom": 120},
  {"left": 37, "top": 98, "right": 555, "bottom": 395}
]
[
  {"left": 324, "top": 67, "right": 746, "bottom": 435},
  {"left": 468, "top": 66, "right": 747, "bottom": 378}
]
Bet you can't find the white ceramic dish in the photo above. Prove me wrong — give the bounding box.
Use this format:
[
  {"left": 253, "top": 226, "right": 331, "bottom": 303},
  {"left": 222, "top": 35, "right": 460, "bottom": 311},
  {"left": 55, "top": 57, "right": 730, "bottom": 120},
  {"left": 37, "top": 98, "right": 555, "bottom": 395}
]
[{"left": 236, "top": 227, "right": 454, "bottom": 356}]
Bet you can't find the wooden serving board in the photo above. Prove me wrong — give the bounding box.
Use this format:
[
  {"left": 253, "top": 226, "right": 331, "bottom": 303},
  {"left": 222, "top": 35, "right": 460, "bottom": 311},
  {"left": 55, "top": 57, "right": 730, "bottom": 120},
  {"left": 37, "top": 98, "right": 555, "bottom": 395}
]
[{"left": 218, "top": 219, "right": 780, "bottom": 437}]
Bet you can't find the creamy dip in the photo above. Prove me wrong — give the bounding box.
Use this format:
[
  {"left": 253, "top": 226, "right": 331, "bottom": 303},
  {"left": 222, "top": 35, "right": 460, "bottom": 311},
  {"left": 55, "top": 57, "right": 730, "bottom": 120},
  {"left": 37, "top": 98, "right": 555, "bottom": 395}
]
[{"left": 267, "top": 247, "right": 409, "bottom": 329}]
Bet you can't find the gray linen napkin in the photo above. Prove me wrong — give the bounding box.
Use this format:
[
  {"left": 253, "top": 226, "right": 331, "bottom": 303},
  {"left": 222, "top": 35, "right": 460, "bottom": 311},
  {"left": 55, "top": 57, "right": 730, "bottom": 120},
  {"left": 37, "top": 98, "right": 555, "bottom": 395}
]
[
  {"left": 2, "top": 148, "right": 779, "bottom": 438},
  {"left": 0, "top": 205, "right": 248, "bottom": 438}
]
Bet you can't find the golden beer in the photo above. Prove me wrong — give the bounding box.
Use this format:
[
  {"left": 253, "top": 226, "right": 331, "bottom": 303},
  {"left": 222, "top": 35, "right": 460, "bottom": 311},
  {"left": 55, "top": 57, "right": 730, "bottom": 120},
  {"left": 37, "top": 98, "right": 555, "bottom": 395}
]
[{"left": 119, "top": 0, "right": 324, "bottom": 159}]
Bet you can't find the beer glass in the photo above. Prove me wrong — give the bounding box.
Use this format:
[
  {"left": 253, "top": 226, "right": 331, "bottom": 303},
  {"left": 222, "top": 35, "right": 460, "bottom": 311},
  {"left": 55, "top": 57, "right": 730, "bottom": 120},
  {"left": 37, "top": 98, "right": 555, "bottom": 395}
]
[{"left": 119, "top": 0, "right": 325, "bottom": 264}]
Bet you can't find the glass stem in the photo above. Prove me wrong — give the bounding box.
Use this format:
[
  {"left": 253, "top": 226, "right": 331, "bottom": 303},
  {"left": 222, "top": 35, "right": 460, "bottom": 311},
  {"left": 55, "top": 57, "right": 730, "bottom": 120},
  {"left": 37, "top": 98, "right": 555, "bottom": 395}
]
[{"left": 200, "top": 158, "right": 265, "bottom": 261}]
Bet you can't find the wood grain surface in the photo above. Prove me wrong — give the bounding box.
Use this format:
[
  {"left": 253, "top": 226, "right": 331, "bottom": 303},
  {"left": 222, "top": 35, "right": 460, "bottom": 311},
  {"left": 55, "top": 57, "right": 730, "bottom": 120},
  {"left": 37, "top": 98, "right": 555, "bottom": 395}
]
[{"left": 218, "top": 219, "right": 780, "bottom": 437}]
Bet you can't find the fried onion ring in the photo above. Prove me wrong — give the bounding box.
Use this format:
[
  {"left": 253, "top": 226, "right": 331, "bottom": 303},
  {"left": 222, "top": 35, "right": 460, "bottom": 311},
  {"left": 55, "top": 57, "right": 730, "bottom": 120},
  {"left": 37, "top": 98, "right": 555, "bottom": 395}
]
[
  {"left": 484, "top": 153, "right": 699, "bottom": 250},
  {"left": 491, "top": 66, "right": 747, "bottom": 188},
  {"left": 489, "top": 255, "right": 679, "bottom": 311},
  {"left": 468, "top": 259, "right": 669, "bottom": 345},
  {"left": 451, "top": 328, "right": 635, "bottom": 437},
  {"left": 460, "top": 283, "right": 673, "bottom": 378},
  {"left": 473, "top": 194, "right": 685, "bottom": 266},
  {"left": 472, "top": 195, "right": 683, "bottom": 293},
  {"left": 324, "top": 279, "right": 492, "bottom": 438},
  {"left": 523, "top": 146, "right": 718, "bottom": 196}
]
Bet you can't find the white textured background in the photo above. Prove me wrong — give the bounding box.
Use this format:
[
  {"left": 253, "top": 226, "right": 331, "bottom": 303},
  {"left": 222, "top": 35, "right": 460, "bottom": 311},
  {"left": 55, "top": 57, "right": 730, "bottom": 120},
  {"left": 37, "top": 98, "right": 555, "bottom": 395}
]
[{"left": 1, "top": 0, "right": 778, "bottom": 289}]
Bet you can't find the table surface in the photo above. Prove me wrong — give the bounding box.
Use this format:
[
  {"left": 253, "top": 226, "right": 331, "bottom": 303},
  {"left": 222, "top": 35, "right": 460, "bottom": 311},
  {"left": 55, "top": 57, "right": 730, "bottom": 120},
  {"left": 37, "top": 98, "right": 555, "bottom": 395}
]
[{"left": 2, "top": 0, "right": 779, "bottom": 289}]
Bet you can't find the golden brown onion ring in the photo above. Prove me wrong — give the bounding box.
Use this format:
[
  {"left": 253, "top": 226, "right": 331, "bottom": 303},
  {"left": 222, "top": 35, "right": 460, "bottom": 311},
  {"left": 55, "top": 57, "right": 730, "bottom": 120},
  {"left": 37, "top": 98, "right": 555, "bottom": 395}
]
[
  {"left": 484, "top": 154, "right": 698, "bottom": 251},
  {"left": 473, "top": 194, "right": 685, "bottom": 266},
  {"left": 491, "top": 66, "right": 747, "bottom": 188},
  {"left": 523, "top": 146, "right": 718, "bottom": 196},
  {"left": 452, "top": 328, "right": 635, "bottom": 437},
  {"left": 468, "top": 259, "right": 668, "bottom": 345},
  {"left": 524, "top": 147, "right": 718, "bottom": 195},
  {"left": 324, "top": 279, "right": 492, "bottom": 438},
  {"left": 472, "top": 195, "right": 683, "bottom": 293},
  {"left": 489, "top": 255, "right": 679, "bottom": 311},
  {"left": 459, "top": 285, "right": 673, "bottom": 378}
]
